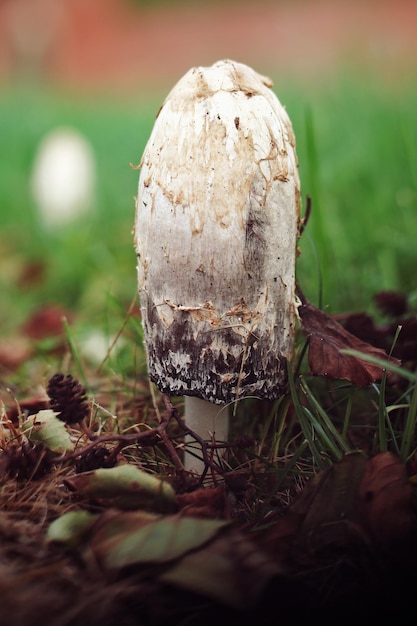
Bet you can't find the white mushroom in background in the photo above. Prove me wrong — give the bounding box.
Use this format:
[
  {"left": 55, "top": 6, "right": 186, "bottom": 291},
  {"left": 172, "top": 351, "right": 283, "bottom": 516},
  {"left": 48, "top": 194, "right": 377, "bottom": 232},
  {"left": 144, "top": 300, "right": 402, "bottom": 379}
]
[
  {"left": 31, "top": 126, "right": 96, "bottom": 229},
  {"left": 135, "top": 59, "right": 300, "bottom": 474}
]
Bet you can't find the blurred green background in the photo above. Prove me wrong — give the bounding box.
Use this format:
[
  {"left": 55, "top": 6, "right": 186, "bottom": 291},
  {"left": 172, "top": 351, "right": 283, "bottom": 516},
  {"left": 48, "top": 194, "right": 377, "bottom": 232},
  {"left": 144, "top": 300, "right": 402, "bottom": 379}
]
[{"left": 0, "top": 0, "right": 416, "bottom": 348}]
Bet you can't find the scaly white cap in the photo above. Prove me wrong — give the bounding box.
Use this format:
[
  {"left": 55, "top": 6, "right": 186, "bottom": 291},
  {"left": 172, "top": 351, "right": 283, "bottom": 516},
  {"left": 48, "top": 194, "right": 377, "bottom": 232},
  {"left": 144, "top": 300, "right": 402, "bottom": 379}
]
[{"left": 135, "top": 59, "right": 300, "bottom": 406}]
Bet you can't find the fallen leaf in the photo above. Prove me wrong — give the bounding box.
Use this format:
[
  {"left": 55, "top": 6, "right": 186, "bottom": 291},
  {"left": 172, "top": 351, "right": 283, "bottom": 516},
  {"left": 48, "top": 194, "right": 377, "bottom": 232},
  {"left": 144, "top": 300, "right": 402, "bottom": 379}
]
[
  {"left": 0, "top": 337, "right": 33, "bottom": 370},
  {"left": 22, "top": 409, "right": 75, "bottom": 454},
  {"left": 160, "top": 523, "right": 283, "bottom": 609},
  {"left": 176, "top": 484, "right": 230, "bottom": 518},
  {"left": 342, "top": 312, "right": 387, "bottom": 349},
  {"left": 21, "top": 304, "right": 72, "bottom": 340},
  {"left": 262, "top": 452, "right": 415, "bottom": 557},
  {"left": 64, "top": 464, "right": 177, "bottom": 511},
  {"left": 91, "top": 509, "right": 229, "bottom": 569},
  {"left": 272, "top": 452, "right": 371, "bottom": 554},
  {"left": 51, "top": 507, "right": 282, "bottom": 610},
  {"left": 4, "top": 397, "right": 49, "bottom": 425},
  {"left": 298, "top": 295, "right": 400, "bottom": 386},
  {"left": 47, "top": 510, "right": 97, "bottom": 548},
  {"left": 18, "top": 260, "right": 46, "bottom": 288},
  {"left": 373, "top": 290, "right": 408, "bottom": 317},
  {"left": 389, "top": 317, "right": 417, "bottom": 363},
  {"left": 359, "top": 451, "right": 414, "bottom": 544}
]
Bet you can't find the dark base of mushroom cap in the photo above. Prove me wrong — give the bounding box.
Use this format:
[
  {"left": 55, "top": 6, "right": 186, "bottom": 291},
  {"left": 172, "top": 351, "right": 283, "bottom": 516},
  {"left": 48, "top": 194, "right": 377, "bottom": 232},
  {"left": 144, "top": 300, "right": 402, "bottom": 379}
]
[{"left": 143, "top": 306, "right": 290, "bottom": 405}]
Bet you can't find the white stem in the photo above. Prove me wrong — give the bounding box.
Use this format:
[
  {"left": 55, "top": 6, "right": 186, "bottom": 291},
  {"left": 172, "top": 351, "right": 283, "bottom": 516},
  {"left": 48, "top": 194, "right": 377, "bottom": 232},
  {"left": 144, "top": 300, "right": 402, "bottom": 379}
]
[{"left": 184, "top": 396, "right": 229, "bottom": 474}]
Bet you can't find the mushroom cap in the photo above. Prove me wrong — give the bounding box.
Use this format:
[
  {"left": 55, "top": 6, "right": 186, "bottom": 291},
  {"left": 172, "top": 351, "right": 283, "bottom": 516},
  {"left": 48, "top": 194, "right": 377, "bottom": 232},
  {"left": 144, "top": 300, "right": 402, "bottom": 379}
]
[
  {"left": 135, "top": 59, "right": 300, "bottom": 404},
  {"left": 31, "top": 126, "right": 96, "bottom": 229}
]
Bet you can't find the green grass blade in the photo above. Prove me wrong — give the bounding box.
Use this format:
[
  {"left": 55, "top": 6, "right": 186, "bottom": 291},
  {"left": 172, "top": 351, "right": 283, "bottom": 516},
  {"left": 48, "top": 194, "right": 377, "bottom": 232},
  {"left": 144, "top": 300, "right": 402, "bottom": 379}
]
[
  {"left": 300, "top": 379, "right": 351, "bottom": 457},
  {"left": 287, "top": 364, "right": 326, "bottom": 470},
  {"left": 340, "top": 350, "right": 417, "bottom": 383},
  {"left": 271, "top": 440, "right": 310, "bottom": 494},
  {"left": 400, "top": 383, "right": 417, "bottom": 461},
  {"left": 62, "top": 317, "right": 90, "bottom": 391},
  {"left": 341, "top": 389, "right": 353, "bottom": 439},
  {"left": 304, "top": 106, "right": 325, "bottom": 309},
  {"left": 376, "top": 374, "right": 388, "bottom": 452}
]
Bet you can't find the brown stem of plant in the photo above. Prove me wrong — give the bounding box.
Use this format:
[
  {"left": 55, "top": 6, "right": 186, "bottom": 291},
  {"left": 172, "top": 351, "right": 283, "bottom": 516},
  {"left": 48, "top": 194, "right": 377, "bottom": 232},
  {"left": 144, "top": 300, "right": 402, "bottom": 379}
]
[
  {"left": 158, "top": 394, "right": 186, "bottom": 478},
  {"left": 299, "top": 194, "right": 312, "bottom": 236},
  {"left": 78, "top": 419, "right": 98, "bottom": 441}
]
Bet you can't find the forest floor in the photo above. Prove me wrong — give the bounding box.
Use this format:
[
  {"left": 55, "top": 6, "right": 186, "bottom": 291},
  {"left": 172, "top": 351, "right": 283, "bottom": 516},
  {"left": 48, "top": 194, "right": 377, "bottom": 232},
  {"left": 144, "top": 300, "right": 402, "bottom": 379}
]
[{"left": 1, "top": 1, "right": 417, "bottom": 624}]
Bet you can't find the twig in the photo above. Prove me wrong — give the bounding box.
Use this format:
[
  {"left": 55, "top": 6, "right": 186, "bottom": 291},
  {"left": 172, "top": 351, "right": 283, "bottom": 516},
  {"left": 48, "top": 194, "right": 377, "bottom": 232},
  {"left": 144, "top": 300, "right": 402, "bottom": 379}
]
[
  {"left": 54, "top": 393, "right": 231, "bottom": 486},
  {"left": 171, "top": 404, "right": 228, "bottom": 484},
  {"left": 299, "top": 194, "right": 312, "bottom": 236}
]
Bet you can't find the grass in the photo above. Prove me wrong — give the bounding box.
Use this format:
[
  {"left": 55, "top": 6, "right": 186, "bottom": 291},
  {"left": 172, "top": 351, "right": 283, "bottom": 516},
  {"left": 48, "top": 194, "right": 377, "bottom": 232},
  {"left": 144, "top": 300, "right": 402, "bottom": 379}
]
[
  {"left": 291, "top": 74, "right": 417, "bottom": 314},
  {"left": 1, "top": 75, "right": 417, "bottom": 331},
  {"left": 0, "top": 86, "right": 159, "bottom": 335}
]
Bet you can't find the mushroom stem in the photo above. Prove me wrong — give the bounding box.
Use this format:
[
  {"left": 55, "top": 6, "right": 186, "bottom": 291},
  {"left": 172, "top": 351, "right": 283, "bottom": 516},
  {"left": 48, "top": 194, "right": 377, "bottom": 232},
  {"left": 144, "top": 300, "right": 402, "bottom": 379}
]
[
  {"left": 135, "top": 60, "right": 300, "bottom": 479},
  {"left": 184, "top": 397, "right": 229, "bottom": 474}
]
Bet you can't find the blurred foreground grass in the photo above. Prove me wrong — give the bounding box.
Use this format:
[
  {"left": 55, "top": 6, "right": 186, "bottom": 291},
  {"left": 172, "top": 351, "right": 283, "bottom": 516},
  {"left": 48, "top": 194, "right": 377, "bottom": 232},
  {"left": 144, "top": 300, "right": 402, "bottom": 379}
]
[{"left": 0, "top": 74, "right": 416, "bottom": 344}]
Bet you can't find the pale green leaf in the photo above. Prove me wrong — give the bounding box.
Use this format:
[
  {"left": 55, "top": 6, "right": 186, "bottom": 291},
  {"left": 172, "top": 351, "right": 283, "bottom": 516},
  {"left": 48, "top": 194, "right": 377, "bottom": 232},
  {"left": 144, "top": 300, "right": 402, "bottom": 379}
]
[
  {"left": 47, "top": 510, "right": 97, "bottom": 548},
  {"left": 65, "top": 464, "right": 177, "bottom": 510},
  {"left": 93, "top": 511, "right": 229, "bottom": 568},
  {"left": 22, "top": 409, "right": 75, "bottom": 453}
]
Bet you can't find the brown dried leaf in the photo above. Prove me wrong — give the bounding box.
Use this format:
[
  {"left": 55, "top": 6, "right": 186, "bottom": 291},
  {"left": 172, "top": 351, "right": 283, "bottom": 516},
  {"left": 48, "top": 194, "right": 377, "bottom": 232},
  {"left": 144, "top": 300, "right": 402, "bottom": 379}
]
[
  {"left": 343, "top": 312, "right": 387, "bottom": 349},
  {"left": 389, "top": 317, "right": 417, "bottom": 363},
  {"left": 4, "top": 398, "right": 49, "bottom": 428},
  {"left": 21, "top": 304, "right": 72, "bottom": 340},
  {"left": 160, "top": 524, "right": 283, "bottom": 609},
  {"left": 373, "top": 290, "right": 408, "bottom": 317},
  {"left": 51, "top": 506, "right": 281, "bottom": 610},
  {"left": 262, "top": 452, "right": 415, "bottom": 558},
  {"left": 176, "top": 485, "right": 230, "bottom": 519},
  {"left": 298, "top": 296, "right": 400, "bottom": 386},
  {"left": 0, "top": 337, "right": 33, "bottom": 371},
  {"left": 18, "top": 260, "right": 46, "bottom": 288},
  {"left": 288, "top": 452, "right": 369, "bottom": 552},
  {"left": 359, "top": 451, "right": 414, "bottom": 544},
  {"left": 293, "top": 452, "right": 367, "bottom": 524}
]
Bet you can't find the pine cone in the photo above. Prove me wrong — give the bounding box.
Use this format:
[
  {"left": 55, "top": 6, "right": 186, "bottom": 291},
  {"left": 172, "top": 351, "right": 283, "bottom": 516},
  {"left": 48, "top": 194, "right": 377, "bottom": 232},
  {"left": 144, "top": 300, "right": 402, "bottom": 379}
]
[
  {"left": 47, "top": 373, "right": 90, "bottom": 424},
  {"left": 75, "top": 447, "right": 115, "bottom": 473},
  {"left": 0, "top": 442, "right": 52, "bottom": 480}
]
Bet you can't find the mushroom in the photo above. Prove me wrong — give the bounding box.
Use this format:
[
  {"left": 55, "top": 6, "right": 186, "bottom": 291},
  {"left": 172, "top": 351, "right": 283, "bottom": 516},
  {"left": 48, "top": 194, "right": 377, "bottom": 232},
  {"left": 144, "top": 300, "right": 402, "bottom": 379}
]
[
  {"left": 31, "top": 126, "right": 96, "bottom": 230},
  {"left": 135, "top": 59, "right": 300, "bottom": 473}
]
